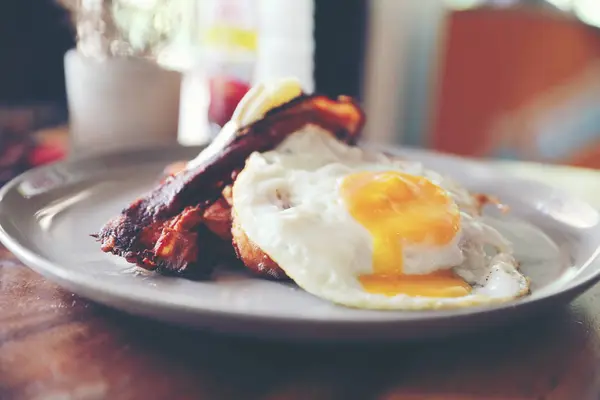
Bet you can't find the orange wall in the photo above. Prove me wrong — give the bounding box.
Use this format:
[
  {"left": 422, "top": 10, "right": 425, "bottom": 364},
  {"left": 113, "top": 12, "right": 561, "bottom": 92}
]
[{"left": 431, "top": 8, "right": 600, "bottom": 168}]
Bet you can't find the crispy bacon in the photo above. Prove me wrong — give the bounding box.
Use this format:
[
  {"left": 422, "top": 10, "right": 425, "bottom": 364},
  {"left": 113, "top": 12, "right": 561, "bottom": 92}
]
[
  {"left": 94, "top": 94, "right": 365, "bottom": 278},
  {"left": 202, "top": 189, "right": 234, "bottom": 241}
]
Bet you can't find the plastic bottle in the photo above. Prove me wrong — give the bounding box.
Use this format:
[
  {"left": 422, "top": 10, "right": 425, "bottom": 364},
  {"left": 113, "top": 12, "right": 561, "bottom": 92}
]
[
  {"left": 178, "top": 0, "right": 315, "bottom": 146},
  {"left": 255, "top": 0, "right": 315, "bottom": 92}
]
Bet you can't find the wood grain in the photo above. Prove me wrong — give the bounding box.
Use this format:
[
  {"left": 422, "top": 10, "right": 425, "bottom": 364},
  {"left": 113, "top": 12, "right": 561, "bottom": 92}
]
[{"left": 2, "top": 242, "right": 600, "bottom": 400}]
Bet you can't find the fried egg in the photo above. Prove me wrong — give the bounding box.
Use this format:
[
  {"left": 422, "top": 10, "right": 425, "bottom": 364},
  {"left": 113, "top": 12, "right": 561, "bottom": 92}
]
[{"left": 232, "top": 127, "right": 530, "bottom": 310}]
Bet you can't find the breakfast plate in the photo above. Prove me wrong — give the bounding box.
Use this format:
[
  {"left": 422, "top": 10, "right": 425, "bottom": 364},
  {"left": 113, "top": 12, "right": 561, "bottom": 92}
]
[{"left": 0, "top": 144, "right": 599, "bottom": 341}]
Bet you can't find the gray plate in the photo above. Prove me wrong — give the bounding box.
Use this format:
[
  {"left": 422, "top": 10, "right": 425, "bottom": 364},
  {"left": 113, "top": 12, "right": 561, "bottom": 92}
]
[{"left": 0, "top": 145, "right": 599, "bottom": 342}]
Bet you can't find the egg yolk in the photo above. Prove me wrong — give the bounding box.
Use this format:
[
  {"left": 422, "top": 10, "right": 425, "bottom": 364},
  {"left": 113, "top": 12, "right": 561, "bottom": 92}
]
[{"left": 340, "top": 171, "right": 471, "bottom": 298}]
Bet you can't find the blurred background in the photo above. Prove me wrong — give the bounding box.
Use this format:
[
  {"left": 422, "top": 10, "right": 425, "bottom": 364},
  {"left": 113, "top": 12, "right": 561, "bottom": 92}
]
[{"left": 1, "top": 0, "right": 600, "bottom": 184}]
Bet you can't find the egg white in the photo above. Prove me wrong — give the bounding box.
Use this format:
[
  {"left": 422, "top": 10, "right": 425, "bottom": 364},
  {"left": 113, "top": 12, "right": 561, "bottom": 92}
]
[{"left": 232, "top": 127, "right": 530, "bottom": 310}]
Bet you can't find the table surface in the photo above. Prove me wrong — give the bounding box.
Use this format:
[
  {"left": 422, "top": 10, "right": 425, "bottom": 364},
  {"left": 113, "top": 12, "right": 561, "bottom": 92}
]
[{"left": 2, "top": 160, "right": 600, "bottom": 400}]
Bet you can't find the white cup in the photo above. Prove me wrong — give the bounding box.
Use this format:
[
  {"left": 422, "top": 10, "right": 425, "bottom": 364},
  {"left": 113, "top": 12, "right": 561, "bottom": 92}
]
[{"left": 64, "top": 48, "right": 182, "bottom": 157}]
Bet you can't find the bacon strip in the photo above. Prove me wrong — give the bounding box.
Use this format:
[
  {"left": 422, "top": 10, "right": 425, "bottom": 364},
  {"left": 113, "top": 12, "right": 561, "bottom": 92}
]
[{"left": 94, "top": 94, "right": 365, "bottom": 278}]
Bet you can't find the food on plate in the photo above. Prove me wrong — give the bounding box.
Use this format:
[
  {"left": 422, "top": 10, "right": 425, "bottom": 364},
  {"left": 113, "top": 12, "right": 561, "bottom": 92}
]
[
  {"left": 94, "top": 78, "right": 365, "bottom": 279},
  {"left": 232, "top": 128, "right": 529, "bottom": 309},
  {"left": 95, "top": 77, "right": 530, "bottom": 309}
]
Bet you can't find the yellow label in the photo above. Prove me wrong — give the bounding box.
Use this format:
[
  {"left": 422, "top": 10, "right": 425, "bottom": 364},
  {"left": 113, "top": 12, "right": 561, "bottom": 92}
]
[{"left": 204, "top": 24, "right": 257, "bottom": 51}]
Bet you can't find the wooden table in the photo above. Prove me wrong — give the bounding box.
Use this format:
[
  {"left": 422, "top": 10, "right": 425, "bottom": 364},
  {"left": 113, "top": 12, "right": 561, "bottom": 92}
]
[{"left": 1, "top": 161, "right": 600, "bottom": 400}]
